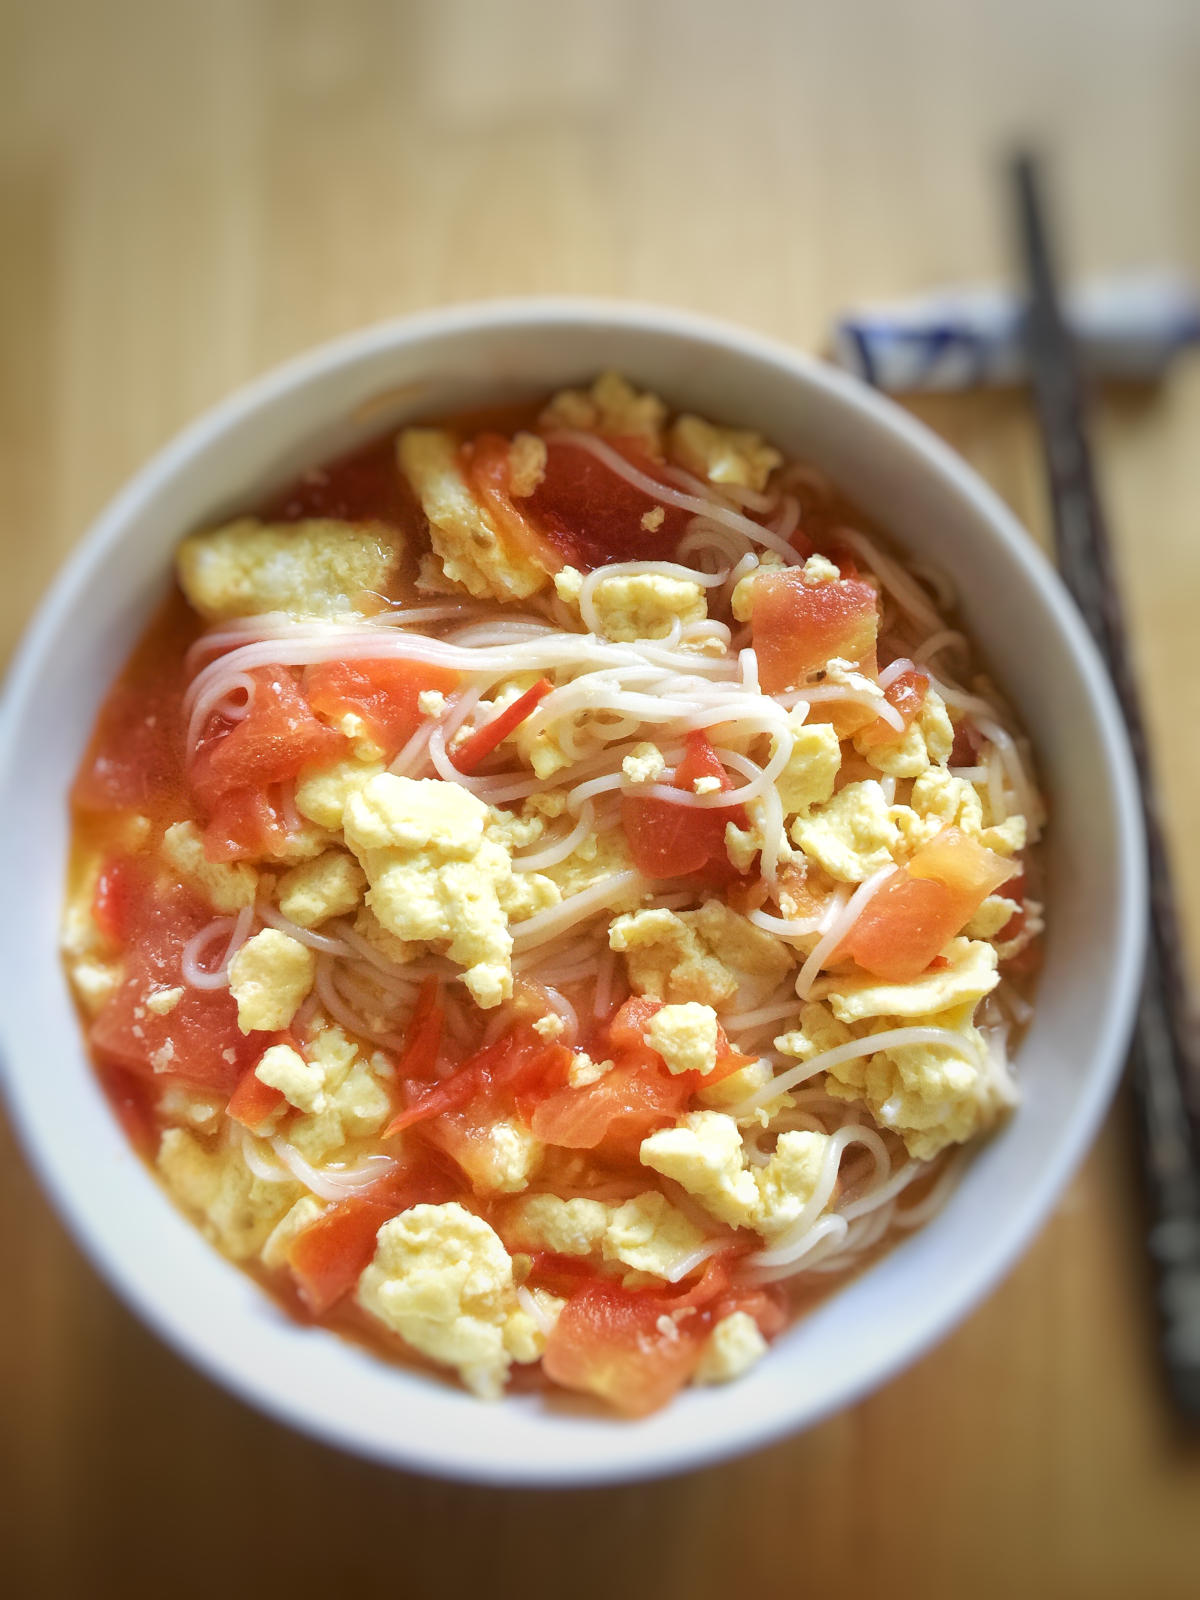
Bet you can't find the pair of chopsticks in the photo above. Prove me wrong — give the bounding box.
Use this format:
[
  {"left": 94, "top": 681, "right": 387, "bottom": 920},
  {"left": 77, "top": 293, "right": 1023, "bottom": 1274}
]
[{"left": 1012, "top": 155, "right": 1200, "bottom": 1420}]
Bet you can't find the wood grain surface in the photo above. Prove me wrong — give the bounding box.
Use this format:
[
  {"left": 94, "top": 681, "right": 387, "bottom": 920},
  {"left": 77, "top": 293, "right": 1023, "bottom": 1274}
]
[{"left": 3, "top": 2, "right": 1200, "bottom": 1595}]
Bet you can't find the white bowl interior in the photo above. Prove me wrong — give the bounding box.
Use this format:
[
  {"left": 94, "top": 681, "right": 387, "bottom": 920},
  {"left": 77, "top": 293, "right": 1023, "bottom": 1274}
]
[{"left": 0, "top": 301, "right": 1144, "bottom": 1485}]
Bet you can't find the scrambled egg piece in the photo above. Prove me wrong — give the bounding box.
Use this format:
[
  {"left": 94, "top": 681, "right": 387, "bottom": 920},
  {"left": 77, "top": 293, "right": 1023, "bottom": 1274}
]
[
  {"left": 294, "top": 754, "right": 385, "bottom": 831},
  {"left": 506, "top": 1191, "right": 709, "bottom": 1283},
  {"left": 775, "top": 1000, "right": 852, "bottom": 1060},
  {"left": 824, "top": 937, "right": 998, "bottom": 1023},
  {"left": 667, "top": 415, "right": 781, "bottom": 493},
  {"left": 158, "top": 1128, "right": 300, "bottom": 1259},
  {"left": 893, "top": 769, "right": 1026, "bottom": 859},
  {"left": 356, "top": 1203, "right": 536, "bottom": 1399},
  {"left": 227, "top": 929, "right": 316, "bottom": 1033},
  {"left": 255, "top": 1041, "right": 327, "bottom": 1115},
  {"left": 640, "top": 1111, "right": 829, "bottom": 1237},
  {"left": 450, "top": 1119, "right": 544, "bottom": 1195},
  {"left": 176, "top": 518, "right": 401, "bottom": 621},
  {"left": 965, "top": 895, "right": 1021, "bottom": 940},
  {"left": 601, "top": 1192, "right": 710, "bottom": 1279},
  {"left": 825, "top": 1005, "right": 1010, "bottom": 1160},
  {"left": 283, "top": 1022, "right": 393, "bottom": 1163},
  {"left": 60, "top": 867, "right": 122, "bottom": 1015},
  {"left": 508, "top": 432, "right": 547, "bottom": 497},
  {"left": 157, "top": 1083, "right": 223, "bottom": 1131},
  {"left": 342, "top": 773, "right": 553, "bottom": 1008},
  {"left": 610, "top": 900, "right": 791, "bottom": 1008},
  {"left": 610, "top": 908, "right": 735, "bottom": 1007},
  {"left": 260, "top": 1195, "right": 324, "bottom": 1271},
  {"left": 276, "top": 849, "right": 365, "bottom": 928},
  {"left": 791, "top": 779, "right": 900, "bottom": 882},
  {"left": 541, "top": 371, "right": 667, "bottom": 456},
  {"left": 162, "top": 821, "right": 258, "bottom": 913},
  {"left": 776, "top": 718, "right": 842, "bottom": 817},
  {"left": 399, "top": 429, "right": 547, "bottom": 601},
  {"left": 853, "top": 688, "right": 954, "bottom": 779},
  {"left": 622, "top": 742, "right": 667, "bottom": 785},
  {"left": 647, "top": 1002, "right": 719, "bottom": 1075},
  {"left": 506, "top": 1194, "right": 610, "bottom": 1256},
  {"left": 586, "top": 572, "right": 707, "bottom": 642},
  {"left": 693, "top": 1311, "right": 768, "bottom": 1385}
]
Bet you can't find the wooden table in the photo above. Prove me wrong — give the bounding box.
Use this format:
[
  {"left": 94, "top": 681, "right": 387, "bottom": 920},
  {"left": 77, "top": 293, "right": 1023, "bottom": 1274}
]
[{"left": 4, "top": 2, "right": 1199, "bottom": 1593}]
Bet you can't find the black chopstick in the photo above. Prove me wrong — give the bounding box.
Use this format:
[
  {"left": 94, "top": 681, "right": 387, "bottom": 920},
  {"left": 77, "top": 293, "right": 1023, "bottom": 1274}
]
[{"left": 1012, "top": 152, "right": 1200, "bottom": 1419}]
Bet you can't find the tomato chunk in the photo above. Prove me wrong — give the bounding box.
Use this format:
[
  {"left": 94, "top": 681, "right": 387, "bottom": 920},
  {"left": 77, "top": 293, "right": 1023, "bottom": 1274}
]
[
  {"left": 385, "top": 1026, "right": 567, "bottom": 1136},
  {"left": 191, "top": 666, "right": 345, "bottom": 809},
  {"left": 90, "top": 875, "right": 258, "bottom": 1094},
  {"left": 304, "top": 659, "right": 459, "bottom": 761},
  {"left": 200, "top": 785, "right": 309, "bottom": 863},
  {"left": 286, "top": 1196, "right": 400, "bottom": 1315},
  {"left": 838, "top": 827, "right": 1017, "bottom": 982},
  {"left": 857, "top": 667, "right": 929, "bottom": 748},
  {"left": 749, "top": 569, "right": 879, "bottom": 693},
  {"left": 226, "top": 1065, "right": 286, "bottom": 1132},
  {"left": 530, "top": 1057, "right": 692, "bottom": 1155},
  {"left": 622, "top": 730, "right": 748, "bottom": 879},
  {"left": 542, "top": 1280, "right": 710, "bottom": 1417},
  {"left": 516, "top": 436, "right": 692, "bottom": 570}
]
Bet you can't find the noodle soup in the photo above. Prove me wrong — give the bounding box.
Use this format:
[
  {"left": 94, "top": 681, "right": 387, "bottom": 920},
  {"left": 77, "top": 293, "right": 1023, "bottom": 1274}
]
[{"left": 62, "top": 373, "right": 1042, "bottom": 1416}]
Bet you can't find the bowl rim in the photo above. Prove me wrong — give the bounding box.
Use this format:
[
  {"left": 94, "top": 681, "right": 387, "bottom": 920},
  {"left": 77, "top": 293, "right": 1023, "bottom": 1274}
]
[{"left": 0, "top": 296, "right": 1146, "bottom": 1485}]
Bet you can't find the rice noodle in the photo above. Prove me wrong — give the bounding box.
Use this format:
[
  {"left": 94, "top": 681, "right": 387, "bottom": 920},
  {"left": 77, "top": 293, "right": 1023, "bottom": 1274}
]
[
  {"left": 269, "top": 1136, "right": 400, "bottom": 1201},
  {"left": 794, "top": 867, "right": 897, "bottom": 999},
  {"left": 181, "top": 905, "right": 255, "bottom": 991},
  {"left": 728, "top": 1024, "right": 980, "bottom": 1117}
]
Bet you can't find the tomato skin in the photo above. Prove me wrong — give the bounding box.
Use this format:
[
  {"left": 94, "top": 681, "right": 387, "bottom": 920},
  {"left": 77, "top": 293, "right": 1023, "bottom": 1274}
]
[
  {"left": 749, "top": 570, "right": 879, "bottom": 693},
  {"left": 622, "top": 731, "right": 747, "bottom": 879},
  {"left": 92, "top": 854, "right": 145, "bottom": 946},
  {"left": 304, "top": 658, "right": 459, "bottom": 761},
  {"left": 191, "top": 666, "right": 345, "bottom": 810},
  {"left": 452, "top": 678, "right": 553, "bottom": 774},
  {"left": 837, "top": 827, "right": 1017, "bottom": 982}
]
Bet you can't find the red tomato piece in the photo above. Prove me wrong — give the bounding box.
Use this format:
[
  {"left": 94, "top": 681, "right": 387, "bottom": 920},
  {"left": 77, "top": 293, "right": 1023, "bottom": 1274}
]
[
  {"left": 394, "top": 977, "right": 445, "bottom": 1085},
  {"left": 542, "top": 1280, "right": 710, "bottom": 1417},
  {"left": 749, "top": 569, "right": 879, "bottom": 693},
  {"left": 190, "top": 666, "right": 346, "bottom": 810},
  {"left": 517, "top": 437, "right": 693, "bottom": 569},
  {"left": 201, "top": 786, "right": 304, "bottom": 863},
  {"left": 621, "top": 730, "right": 748, "bottom": 879},
  {"left": 529, "top": 1057, "right": 692, "bottom": 1154},
  {"left": 385, "top": 1026, "right": 567, "bottom": 1136},
  {"left": 856, "top": 667, "right": 929, "bottom": 748},
  {"left": 452, "top": 678, "right": 554, "bottom": 775},
  {"left": 226, "top": 1065, "right": 287, "bottom": 1132},
  {"left": 72, "top": 674, "right": 188, "bottom": 815},
  {"left": 607, "top": 995, "right": 664, "bottom": 1052},
  {"left": 286, "top": 1196, "right": 400, "bottom": 1315},
  {"left": 90, "top": 881, "right": 258, "bottom": 1094},
  {"left": 838, "top": 827, "right": 1017, "bottom": 982},
  {"left": 92, "top": 855, "right": 145, "bottom": 946},
  {"left": 304, "top": 659, "right": 459, "bottom": 761}
]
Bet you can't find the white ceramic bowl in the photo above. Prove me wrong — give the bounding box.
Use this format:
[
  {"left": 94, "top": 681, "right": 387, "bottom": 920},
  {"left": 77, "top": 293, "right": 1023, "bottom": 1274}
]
[{"left": 0, "top": 299, "right": 1145, "bottom": 1486}]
